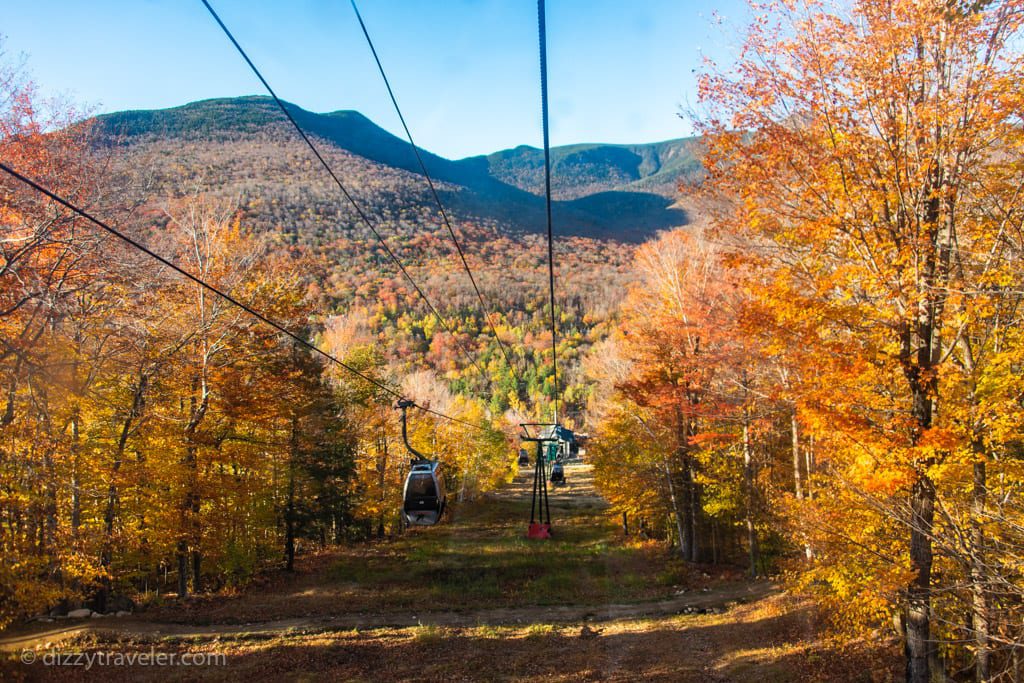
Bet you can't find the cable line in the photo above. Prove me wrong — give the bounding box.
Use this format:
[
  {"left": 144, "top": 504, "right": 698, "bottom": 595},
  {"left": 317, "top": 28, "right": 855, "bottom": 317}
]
[
  {"left": 0, "top": 161, "right": 488, "bottom": 432},
  {"left": 349, "top": 0, "right": 526, "bottom": 395},
  {"left": 538, "top": 0, "right": 560, "bottom": 423},
  {"left": 200, "top": 0, "right": 494, "bottom": 396}
]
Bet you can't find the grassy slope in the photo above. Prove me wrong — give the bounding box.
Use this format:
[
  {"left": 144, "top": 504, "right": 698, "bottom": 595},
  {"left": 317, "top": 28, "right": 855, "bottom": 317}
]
[
  {"left": 142, "top": 464, "right": 693, "bottom": 624},
  {"left": 3, "top": 465, "right": 901, "bottom": 681}
]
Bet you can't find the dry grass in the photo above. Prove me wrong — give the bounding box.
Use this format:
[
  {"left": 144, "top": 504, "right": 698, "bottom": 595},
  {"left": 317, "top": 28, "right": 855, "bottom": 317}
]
[{"left": 2, "top": 595, "right": 901, "bottom": 682}]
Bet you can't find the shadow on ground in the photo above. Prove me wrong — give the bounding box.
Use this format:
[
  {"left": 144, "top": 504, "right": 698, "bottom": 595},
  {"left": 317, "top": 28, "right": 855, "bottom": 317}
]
[{"left": 2, "top": 596, "right": 902, "bottom": 682}]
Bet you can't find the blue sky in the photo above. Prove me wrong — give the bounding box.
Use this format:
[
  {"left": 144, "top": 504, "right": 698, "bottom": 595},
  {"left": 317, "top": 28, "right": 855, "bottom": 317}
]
[{"left": 5, "top": 1, "right": 748, "bottom": 159}]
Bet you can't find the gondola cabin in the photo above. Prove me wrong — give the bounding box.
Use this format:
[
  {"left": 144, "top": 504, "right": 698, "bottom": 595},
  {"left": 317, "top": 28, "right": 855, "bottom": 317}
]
[
  {"left": 403, "top": 460, "right": 446, "bottom": 526},
  {"left": 550, "top": 461, "right": 566, "bottom": 485}
]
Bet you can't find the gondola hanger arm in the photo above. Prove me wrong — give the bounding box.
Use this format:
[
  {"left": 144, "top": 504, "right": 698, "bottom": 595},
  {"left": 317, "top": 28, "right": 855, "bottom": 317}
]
[{"left": 396, "top": 399, "right": 430, "bottom": 462}]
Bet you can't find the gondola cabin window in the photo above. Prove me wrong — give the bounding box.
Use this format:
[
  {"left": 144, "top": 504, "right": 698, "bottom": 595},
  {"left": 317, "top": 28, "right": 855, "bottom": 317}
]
[{"left": 408, "top": 473, "right": 437, "bottom": 498}]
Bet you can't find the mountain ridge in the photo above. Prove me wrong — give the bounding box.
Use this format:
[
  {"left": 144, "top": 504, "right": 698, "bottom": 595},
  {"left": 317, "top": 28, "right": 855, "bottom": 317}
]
[{"left": 93, "top": 96, "right": 697, "bottom": 241}]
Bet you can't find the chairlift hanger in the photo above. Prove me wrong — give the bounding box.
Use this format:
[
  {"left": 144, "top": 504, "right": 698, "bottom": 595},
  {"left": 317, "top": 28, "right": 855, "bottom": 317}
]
[
  {"left": 519, "top": 422, "right": 559, "bottom": 539},
  {"left": 397, "top": 400, "right": 447, "bottom": 526}
]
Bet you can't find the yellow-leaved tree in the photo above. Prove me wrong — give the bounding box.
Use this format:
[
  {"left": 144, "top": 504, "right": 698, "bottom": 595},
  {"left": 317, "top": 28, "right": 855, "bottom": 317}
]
[{"left": 698, "top": 0, "right": 1024, "bottom": 679}]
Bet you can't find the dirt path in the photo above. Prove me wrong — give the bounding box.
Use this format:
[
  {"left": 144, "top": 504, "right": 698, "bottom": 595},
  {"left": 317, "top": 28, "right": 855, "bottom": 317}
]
[
  {"left": 0, "top": 579, "right": 777, "bottom": 652},
  {"left": 0, "top": 463, "right": 777, "bottom": 654}
]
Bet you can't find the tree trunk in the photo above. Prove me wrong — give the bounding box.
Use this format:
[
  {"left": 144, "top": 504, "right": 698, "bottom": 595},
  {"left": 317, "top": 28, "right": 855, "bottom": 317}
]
[
  {"left": 285, "top": 414, "right": 298, "bottom": 572},
  {"left": 177, "top": 540, "right": 189, "bottom": 598},
  {"left": 687, "top": 458, "right": 701, "bottom": 562},
  {"left": 0, "top": 357, "right": 20, "bottom": 429},
  {"left": 70, "top": 407, "right": 81, "bottom": 538},
  {"left": 971, "top": 457, "right": 990, "bottom": 683},
  {"left": 906, "top": 473, "right": 936, "bottom": 683},
  {"left": 903, "top": 245, "right": 941, "bottom": 683},
  {"left": 792, "top": 412, "right": 815, "bottom": 560},
  {"left": 99, "top": 372, "right": 147, "bottom": 612},
  {"left": 178, "top": 437, "right": 201, "bottom": 595},
  {"left": 376, "top": 430, "right": 387, "bottom": 538},
  {"left": 805, "top": 434, "right": 815, "bottom": 499},
  {"left": 334, "top": 512, "right": 345, "bottom": 544},
  {"left": 179, "top": 365, "right": 208, "bottom": 598},
  {"left": 43, "top": 445, "right": 58, "bottom": 558},
  {"left": 191, "top": 550, "right": 201, "bottom": 593},
  {"left": 711, "top": 519, "right": 719, "bottom": 565},
  {"left": 743, "top": 417, "right": 760, "bottom": 578},
  {"left": 791, "top": 410, "right": 803, "bottom": 500},
  {"left": 34, "top": 383, "right": 59, "bottom": 560},
  {"left": 662, "top": 458, "right": 688, "bottom": 560}
]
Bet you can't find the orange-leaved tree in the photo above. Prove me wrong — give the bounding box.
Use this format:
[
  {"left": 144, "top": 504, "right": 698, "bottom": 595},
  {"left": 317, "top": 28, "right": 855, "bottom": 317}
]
[
  {"left": 587, "top": 230, "right": 770, "bottom": 567},
  {"left": 697, "top": 1, "right": 1024, "bottom": 679}
]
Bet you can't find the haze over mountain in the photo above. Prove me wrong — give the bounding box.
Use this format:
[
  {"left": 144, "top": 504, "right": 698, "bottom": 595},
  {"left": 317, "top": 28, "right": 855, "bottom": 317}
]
[{"left": 93, "top": 96, "right": 699, "bottom": 243}]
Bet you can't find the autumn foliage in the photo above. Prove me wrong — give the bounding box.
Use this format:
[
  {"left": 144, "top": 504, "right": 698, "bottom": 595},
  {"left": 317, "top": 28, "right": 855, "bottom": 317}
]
[
  {"left": 586, "top": 1, "right": 1024, "bottom": 681},
  {"left": 0, "top": 53, "right": 511, "bottom": 628},
  {"left": 4, "top": 3, "right": 1024, "bottom": 680}
]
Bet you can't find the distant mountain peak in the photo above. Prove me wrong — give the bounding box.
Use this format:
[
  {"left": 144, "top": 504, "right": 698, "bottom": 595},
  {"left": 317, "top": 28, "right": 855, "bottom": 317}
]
[{"left": 89, "top": 95, "right": 698, "bottom": 241}]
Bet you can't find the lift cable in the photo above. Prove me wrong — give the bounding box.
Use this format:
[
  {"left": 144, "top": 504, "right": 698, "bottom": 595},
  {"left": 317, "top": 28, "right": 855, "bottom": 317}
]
[
  {"left": 200, "top": 0, "right": 494, "bottom": 396},
  {"left": 538, "top": 0, "right": 560, "bottom": 423},
  {"left": 0, "top": 161, "right": 488, "bottom": 433},
  {"left": 350, "top": 0, "right": 526, "bottom": 392}
]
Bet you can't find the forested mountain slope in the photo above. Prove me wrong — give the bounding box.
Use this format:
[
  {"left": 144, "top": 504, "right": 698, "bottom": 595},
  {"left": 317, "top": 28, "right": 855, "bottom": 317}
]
[
  {"left": 476, "top": 137, "right": 704, "bottom": 199},
  {"left": 90, "top": 95, "right": 685, "bottom": 420},
  {"left": 95, "top": 96, "right": 691, "bottom": 242}
]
